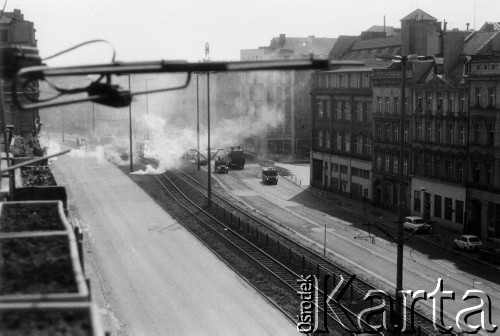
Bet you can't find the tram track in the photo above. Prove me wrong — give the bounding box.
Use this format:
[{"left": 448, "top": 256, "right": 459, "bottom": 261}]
[{"left": 119, "top": 156, "right": 453, "bottom": 335}]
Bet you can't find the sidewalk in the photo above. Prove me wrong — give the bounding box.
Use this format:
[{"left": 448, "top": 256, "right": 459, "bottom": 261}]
[{"left": 305, "top": 186, "right": 500, "bottom": 269}]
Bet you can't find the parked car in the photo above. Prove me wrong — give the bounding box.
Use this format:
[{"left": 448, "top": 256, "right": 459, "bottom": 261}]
[
  {"left": 403, "top": 216, "right": 431, "bottom": 233},
  {"left": 454, "top": 235, "right": 483, "bottom": 251}
]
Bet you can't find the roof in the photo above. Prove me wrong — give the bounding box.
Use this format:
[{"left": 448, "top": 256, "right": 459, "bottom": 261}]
[
  {"left": 366, "top": 25, "right": 401, "bottom": 36},
  {"left": 400, "top": 9, "right": 437, "bottom": 22},
  {"left": 464, "top": 31, "right": 500, "bottom": 55},
  {"left": 351, "top": 35, "right": 401, "bottom": 50},
  {"left": 268, "top": 35, "right": 337, "bottom": 59}
]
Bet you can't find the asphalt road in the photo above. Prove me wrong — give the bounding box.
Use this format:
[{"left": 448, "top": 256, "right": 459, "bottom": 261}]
[
  {"left": 212, "top": 163, "right": 500, "bottom": 335},
  {"left": 51, "top": 152, "right": 299, "bottom": 336}
]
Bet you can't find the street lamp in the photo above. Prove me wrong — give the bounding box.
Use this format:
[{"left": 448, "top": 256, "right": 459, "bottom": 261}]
[
  {"left": 145, "top": 78, "right": 154, "bottom": 140},
  {"left": 196, "top": 74, "right": 200, "bottom": 171},
  {"left": 391, "top": 54, "right": 433, "bottom": 331},
  {"left": 128, "top": 75, "right": 133, "bottom": 172}
]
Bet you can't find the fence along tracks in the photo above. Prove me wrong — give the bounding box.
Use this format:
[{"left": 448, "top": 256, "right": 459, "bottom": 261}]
[{"left": 132, "top": 157, "right": 451, "bottom": 335}]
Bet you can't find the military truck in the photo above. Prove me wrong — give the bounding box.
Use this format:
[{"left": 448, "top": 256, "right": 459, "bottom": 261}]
[
  {"left": 261, "top": 167, "right": 278, "bottom": 185},
  {"left": 226, "top": 146, "right": 245, "bottom": 169},
  {"left": 214, "top": 156, "right": 228, "bottom": 174}
]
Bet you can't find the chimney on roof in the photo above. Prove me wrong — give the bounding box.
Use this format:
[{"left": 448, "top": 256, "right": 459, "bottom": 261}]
[
  {"left": 466, "top": 23, "right": 470, "bottom": 31},
  {"left": 279, "top": 34, "right": 286, "bottom": 46}
]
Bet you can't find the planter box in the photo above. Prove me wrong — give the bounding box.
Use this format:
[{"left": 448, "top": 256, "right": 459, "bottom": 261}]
[
  {"left": 17, "top": 165, "right": 57, "bottom": 187},
  {"left": 0, "top": 233, "right": 89, "bottom": 302},
  {"left": 0, "top": 201, "right": 88, "bottom": 302},
  {"left": 12, "top": 187, "right": 68, "bottom": 215},
  {"left": 0, "top": 201, "right": 70, "bottom": 234},
  {"left": 11, "top": 157, "right": 48, "bottom": 166},
  {"left": 0, "top": 301, "right": 105, "bottom": 335}
]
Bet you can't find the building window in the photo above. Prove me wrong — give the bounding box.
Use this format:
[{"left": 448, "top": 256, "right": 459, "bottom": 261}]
[
  {"left": 345, "top": 101, "right": 351, "bottom": 120},
  {"left": 487, "top": 124, "right": 494, "bottom": 146},
  {"left": 384, "top": 124, "right": 390, "bottom": 141},
  {"left": 488, "top": 88, "right": 495, "bottom": 108},
  {"left": 436, "top": 122, "right": 442, "bottom": 143},
  {"left": 414, "top": 191, "right": 421, "bottom": 212},
  {"left": 434, "top": 156, "right": 441, "bottom": 178},
  {"left": 448, "top": 92, "right": 455, "bottom": 112},
  {"left": 393, "top": 156, "right": 398, "bottom": 173},
  {"left": 486, "top": 162, "right": 493, "bottom": 184},
  {"left": 417, "top": 92, "right": 422, "bottom": 109},
  {"left": 0, "top": 30, "right": 8, "bottom": 42},
  {"left": 473, "top": 160, "right": 480, "bottom": 182},
  {"left": 447, "top": 123, "right": 454, "bottom": 144},
  {"left": 364, "top": 136, "right": 371, "bottom": 155},
  {"left": 340, "top": 165, "right": 348, "bottom": 174},
  {"left": 384, "top": 97, "right": 390, "bottom": 113},
  {"left": 376, "top": 123, "right": 382, "bottom": 140},
  {"left": 446, "top": 160, "right": 453, "bottom": 179},
  {"left": 326, "top": 130, "right": 331, "bottom": 149},
  {"left": 457, "top": 161, "right": 464, "bottom": 182},
  {"left": 473, "top": 123, "right": 481, "bottom": 143},
  {"left": 444, "top": 198, "right": 453, "bottom": 221},
  {"left": 377, "top": 97, "right": 382, "bottom": 113},
  {"left": 336, "top": 132, "right": 342, "bottom": 150},
  {"left": 337, "top": 101, "right": 342, "bottom": 119},
  {"left": 434, "top": 195, "right": 442, "bottom": 218},
  {"left": 376, "top": 153, "right": 382, "bottom": 170},
  {"left": 459, "top": 92, "right": 466, "bottom": 112},
  {"left": 316, "top": 99, "right": 324, "bottom": 118},
  {"left": 425, "top": 122, "right": 432, "bottom": 141},
  {"left": 363, "top": 102, "right": 369, "bottom": 122},
  {"left": 385, "top": 156, "right": 390, "bottom": 172},
  {"left": 416, "top": 121, "right": 422, "bottom": 141},
  {"left": 426, "top": 92, "right": 433, "bottom": 111},
  {"left": 458, "top": 125, "right": 465, "bottom": 145},
  {"left": 355, "top": 135, "right": 362, "bottom": 154},
  {"left": 403, "top": 157, "right": 408, "bottom": 175},
  {"left": 318, "top": 130, "right": 324, "bottom": 147},
  {"left": 394, "top": 124, "right": 399, "bottom": 142},
  {"left": 394, "top": 98, "right": 399, "bottom": 114},
  {"left": 456, "top": 200, "right": 464, "bottom": 224},
  {"left": 437, "top": 91, "right": 443, "bottom": 111},
  {"left": 404, "top": 125, "right": 409, "bottom": 143},
  {"left": 475, "top": 88, "right": 481, "bottom": 107}
]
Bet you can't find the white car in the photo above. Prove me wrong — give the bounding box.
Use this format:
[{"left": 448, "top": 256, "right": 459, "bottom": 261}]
[
  {"left": 454, "top": 235, "right": 483, "bottom": 251},
  {"left": 403, "top": 216, "right": 431, "bottom": 233}
]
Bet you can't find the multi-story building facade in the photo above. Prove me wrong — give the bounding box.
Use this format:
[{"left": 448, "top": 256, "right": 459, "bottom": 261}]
[
  {"left": 462, "top": 22, "right": 500, "bottom": 242},
  {"left": 371, "top": 62, "right": 413, "bottom": 211},
  {"left": 0, "top": 9, "right": 39, "bottom": 135},
  {"left": 311, "top": 25, "right": 401, "bottom": 201},
  {"left": 241, "top": 34, "right": 336, "bottom": 156},
  {"left": 311, "top": 66, "right": 374, "bottom": 200}
]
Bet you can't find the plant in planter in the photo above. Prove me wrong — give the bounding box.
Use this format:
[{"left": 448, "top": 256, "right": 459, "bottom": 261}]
[
  {"left": 0, "top": 301, "right": 105, "bottom": 336},
  {"left": 0, "top": 201, "right": 88, "bottom": 302},
  {"left": 20, "top": 166, "right": 57, "bottom": 187},
  {"left": 10, "top": 135, "right": 48, "bottom": 165}
]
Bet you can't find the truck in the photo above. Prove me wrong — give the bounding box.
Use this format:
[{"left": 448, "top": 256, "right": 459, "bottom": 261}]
[
  {"left": 261, "top": 167, "right": 278, "bottom": 185},
  {"left": 226, "top": 146, "right": 245, "bottom": 169},
  {"left": 214, "top": 156, "right": 228, "bottom": 174}
]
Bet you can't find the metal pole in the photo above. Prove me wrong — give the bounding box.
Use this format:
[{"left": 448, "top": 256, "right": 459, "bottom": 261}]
[
  {"left": 207, "top": 72, "right": 211, "bottom": 207},
  {"left": 61, "top": 106, "right": 65, "bottom": 143},
  {"left": 196, "top": 75, "right": 200, "bottom": 171},
  {"left": 146, "top": 80, "right": 150, "bottom": 140},
  {"left": 128, "top": 74, "right": 133, "bottom": 172},
  {"left": 0, "top": 78, "right": 14, "bottom": 200},
  {"left": 92, "top": 102, "right": 95, "bottom": 137},
  {"left": 396, "top": 56, "right": 407, "bottom": 331},
  {"left": 323, "top": 221, "right": 327, "bottom": 256}
]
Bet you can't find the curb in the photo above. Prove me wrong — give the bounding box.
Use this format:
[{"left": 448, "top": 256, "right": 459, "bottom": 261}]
[{"left": 305, "top": 186, "right": 500, "bottom": 271}]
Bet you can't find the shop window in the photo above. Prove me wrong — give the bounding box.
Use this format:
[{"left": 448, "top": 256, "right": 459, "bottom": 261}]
[{"left": 444, "top": 198, "right": 453, "bottom": 221}]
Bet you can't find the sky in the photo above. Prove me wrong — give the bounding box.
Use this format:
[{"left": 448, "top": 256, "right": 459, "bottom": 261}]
[{"left": 5, "top": 0, "right": 500, "bottom": 66}]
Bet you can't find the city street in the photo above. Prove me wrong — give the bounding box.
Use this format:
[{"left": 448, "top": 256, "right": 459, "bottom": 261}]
[
  {"left": 50, "top": 151, "right": 299, "bottom": 336},
  {"left": 211, "top": 163, "right": 500, "bottom": 335}
]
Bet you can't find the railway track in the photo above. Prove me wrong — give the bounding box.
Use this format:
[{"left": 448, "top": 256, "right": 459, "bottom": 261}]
[{"left": 122, "top": 156, "right": 453, "bottom": 335}]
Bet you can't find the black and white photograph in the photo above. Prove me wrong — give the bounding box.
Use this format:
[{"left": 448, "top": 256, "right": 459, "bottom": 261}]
[{"left": 1, "top": 0, "right": 500, "bottom": 335}]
